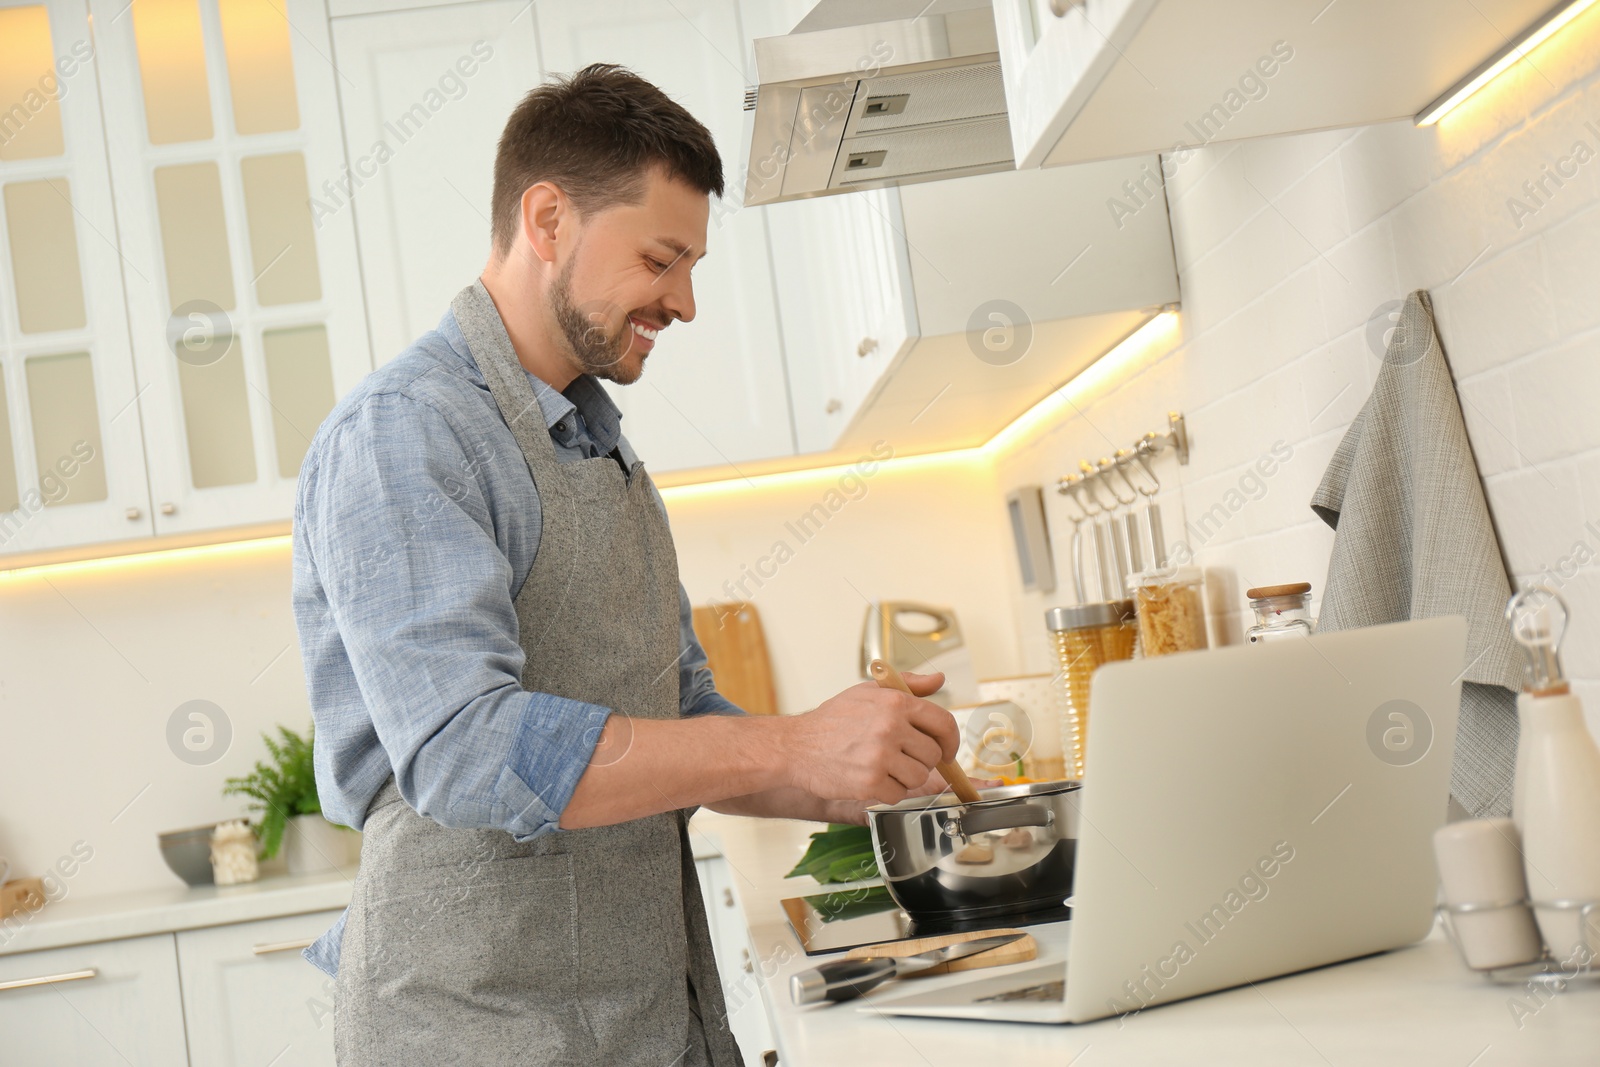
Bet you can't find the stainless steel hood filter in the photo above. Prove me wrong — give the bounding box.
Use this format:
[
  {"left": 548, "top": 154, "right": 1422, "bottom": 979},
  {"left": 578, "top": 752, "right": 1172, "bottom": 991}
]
[{"left": 743, "top": 0, "right": 1013, "bottom": 206}]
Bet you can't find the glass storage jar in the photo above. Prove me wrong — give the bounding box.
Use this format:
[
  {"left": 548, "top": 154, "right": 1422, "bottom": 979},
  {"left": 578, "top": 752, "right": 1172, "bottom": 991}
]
[
  {"left": 1246, "top": 582, "right": 1315, "bottom": 644},
  {"left": 1127, "top": 567, "right": 1209, "bottom": 657},
  {"left": 1046, "top": 601, "right": 1138, "bottom": 780}
]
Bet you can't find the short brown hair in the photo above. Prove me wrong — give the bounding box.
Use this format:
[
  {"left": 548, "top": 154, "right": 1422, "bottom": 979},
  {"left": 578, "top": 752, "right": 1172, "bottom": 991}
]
[{"left": 490, "top": 63, "right": 725, "bottom": 255}]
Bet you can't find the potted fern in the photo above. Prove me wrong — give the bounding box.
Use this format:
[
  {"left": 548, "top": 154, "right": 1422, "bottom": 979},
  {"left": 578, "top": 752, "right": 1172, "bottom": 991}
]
[{"left": 223, "top": 724, "right": 356, "bottom": 874}]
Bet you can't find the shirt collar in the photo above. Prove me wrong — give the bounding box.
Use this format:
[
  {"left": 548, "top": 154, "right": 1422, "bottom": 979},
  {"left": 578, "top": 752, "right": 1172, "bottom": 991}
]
[{"left": 442, "top": 306, "right": 624, "bottom": 453}]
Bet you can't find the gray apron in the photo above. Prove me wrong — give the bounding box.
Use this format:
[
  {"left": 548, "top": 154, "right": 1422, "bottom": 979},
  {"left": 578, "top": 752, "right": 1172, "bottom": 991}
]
[{"left": 334, "top": 281, "right": 742, "bottom": 1067}]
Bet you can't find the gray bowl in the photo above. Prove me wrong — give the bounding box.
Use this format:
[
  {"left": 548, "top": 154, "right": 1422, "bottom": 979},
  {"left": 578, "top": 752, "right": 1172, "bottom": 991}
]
[{"left": 158, "top": 825, "right": 219, "bottom": 886}]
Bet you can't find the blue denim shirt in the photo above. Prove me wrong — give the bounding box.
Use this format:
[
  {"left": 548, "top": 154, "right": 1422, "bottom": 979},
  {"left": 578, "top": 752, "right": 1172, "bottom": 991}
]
[{"left": 292, "top": 306, "right": 739, "bottom": 976}]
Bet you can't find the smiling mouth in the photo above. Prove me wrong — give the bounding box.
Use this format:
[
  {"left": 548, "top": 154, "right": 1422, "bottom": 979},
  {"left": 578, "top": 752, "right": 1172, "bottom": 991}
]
[{"left": 629, "top": 317, "right": 662, "bottom": 343}]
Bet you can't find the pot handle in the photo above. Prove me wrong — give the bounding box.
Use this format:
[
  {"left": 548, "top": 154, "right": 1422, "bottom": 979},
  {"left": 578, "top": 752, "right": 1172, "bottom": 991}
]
[{"left": 960, "top": 804, "right": 1053, "bottom": 837}]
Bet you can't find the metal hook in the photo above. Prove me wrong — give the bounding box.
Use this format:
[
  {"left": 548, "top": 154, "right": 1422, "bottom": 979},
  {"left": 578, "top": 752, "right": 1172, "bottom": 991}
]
[
  {"left": 1098, "top": 457, "right": 1137, "bottom": 507},
  {"left": 1129, "top": 449, "right": 1161, "bottom": 496},
  {"left": 1056, "top": 475, "right": 1093, "bottom": 522},
  {"left": 1111, "top": 450, "right": 1146, "bottom": 502},
  {"left": 1074, "top": 478, "right": 1105, "bottom": 516},
  {"left": 1080, "top": 461, "right": 1119, "bottom": 511}
]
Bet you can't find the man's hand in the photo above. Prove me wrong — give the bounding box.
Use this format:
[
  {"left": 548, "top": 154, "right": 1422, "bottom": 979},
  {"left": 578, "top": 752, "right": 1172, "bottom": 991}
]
[{"left": 778, "top": 671, "right": 960, "bottom": 809}]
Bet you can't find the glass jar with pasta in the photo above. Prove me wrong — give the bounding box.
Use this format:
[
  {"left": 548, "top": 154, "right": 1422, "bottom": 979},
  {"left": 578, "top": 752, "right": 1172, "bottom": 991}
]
[{"left": 1127, "top": 567, "right": 1209, "bottom": 657}]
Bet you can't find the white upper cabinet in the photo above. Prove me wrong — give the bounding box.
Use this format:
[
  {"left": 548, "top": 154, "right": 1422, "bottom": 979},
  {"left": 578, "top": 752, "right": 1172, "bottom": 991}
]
[
  {"left": 771, "top": 156, "right": 1180, "bottom": 461},
  {"left": 538, "top": 0, "right": 798, "bottom": 474},
  {"left": 330, "top": 0, "right": 541, "bottom": 366},
  {"left": 90, "top": 0, "right": 372, "bottom": 537},
  {"left": 0, "top": 0, "right": 154, "bottom": 558},
  {"left": 764, "top": 187, "right": 914, "bottom": 455},
  {"left": 996, "top": 0, "right": 1557, "bottom": 168}
]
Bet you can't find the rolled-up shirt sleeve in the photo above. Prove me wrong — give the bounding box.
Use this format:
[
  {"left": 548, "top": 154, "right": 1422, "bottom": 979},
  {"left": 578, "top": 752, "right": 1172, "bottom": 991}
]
[{"left": 300, "top": 391, "right": 609, "bottom": 841}]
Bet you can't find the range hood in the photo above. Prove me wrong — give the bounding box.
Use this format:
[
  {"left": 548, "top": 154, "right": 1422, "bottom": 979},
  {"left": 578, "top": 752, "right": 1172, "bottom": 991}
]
[{"left": 742, "top": 0, "right": 1012, "bottom": 207}]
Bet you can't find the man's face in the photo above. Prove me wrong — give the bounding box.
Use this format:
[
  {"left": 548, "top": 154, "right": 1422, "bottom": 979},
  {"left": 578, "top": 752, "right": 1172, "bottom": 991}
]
[{"left": 548, "top": 168, "right": 709, "bottom": 385}]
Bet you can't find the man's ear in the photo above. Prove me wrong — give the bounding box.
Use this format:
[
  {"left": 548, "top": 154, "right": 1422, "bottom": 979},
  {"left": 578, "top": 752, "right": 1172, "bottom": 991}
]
[{"left": 520, "top": 181, "right": 565, "bottom": 270}]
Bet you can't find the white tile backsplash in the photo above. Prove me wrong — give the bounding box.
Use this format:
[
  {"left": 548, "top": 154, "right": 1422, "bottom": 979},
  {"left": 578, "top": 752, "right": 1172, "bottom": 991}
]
[{"left": 998, "top": 15, "right": 1600, "bottom": 701}]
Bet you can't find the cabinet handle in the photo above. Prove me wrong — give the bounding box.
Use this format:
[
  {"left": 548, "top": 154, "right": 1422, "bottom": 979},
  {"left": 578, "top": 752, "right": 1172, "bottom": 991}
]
[
  {"left": 722, "top": 888, "right": 734, "bottom": 908},
  {"left": 741, "top": 949, "right": 753, "bottom": 974},
  {"left": 159, "top": 502, "right": 176, "bottom": 516},
  {"left": 253, "top": 937, "right": 317, "bottom": 956},
  {"left": 825, "top": 399, "right": 843, "bottom": 414},
  {"left": 0, "top": 968, "right": 97, "bottom": 992},
  {"left": 1050, "top": 0, "right": 1085, "bottom": 15},
  {"left": 856, "top": 337, "right": 877, "bottom": 357},
  {"left": 125, "top": 507, "right": 142, "bottom": 521}
]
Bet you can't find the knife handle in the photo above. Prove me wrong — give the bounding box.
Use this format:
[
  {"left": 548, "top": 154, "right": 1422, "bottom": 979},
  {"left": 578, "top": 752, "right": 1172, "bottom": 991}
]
[{"left": 790, "top": 958, "right": 899, "bottom": 1005}]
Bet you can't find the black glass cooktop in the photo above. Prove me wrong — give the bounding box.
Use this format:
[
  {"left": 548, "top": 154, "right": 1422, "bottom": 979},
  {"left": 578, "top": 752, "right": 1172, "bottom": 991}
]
[{"left": 780, "top": 885, "right": 1072, "bottom": 956}]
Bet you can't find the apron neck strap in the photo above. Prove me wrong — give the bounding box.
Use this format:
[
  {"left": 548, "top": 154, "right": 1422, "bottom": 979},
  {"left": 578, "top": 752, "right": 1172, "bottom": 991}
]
[{"left": 451, "top": 280, "right": 561, "bottom": 475}]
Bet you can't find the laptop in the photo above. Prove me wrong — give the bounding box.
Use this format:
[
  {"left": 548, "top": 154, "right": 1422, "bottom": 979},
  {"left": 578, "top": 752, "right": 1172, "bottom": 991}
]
[{"left": 866, "top": 616, "right": 1467, "bottom": 1024}]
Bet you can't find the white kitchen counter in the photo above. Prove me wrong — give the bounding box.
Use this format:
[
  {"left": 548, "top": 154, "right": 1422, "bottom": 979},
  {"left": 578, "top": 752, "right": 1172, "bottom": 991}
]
[
  {"left": 0, "top": 865, "right": 358, "bottom": 957},
  {"left": 1, "top": 822, "right": 724, "bottom": 958},
  {"left": 688, "top": 812, "right": 1600, "bottom": 1067}
]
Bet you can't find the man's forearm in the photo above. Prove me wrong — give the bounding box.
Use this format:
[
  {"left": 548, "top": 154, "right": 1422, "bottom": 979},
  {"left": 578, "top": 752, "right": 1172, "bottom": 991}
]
[
  {"left": 558, "top": 672, "right": 959, "bottom": 831},
  {"left": 558, "top": 713, "right": 792, "bottom": 829},
  {"left": 708, "top": 786, "right": 865, "bottom": 825}
]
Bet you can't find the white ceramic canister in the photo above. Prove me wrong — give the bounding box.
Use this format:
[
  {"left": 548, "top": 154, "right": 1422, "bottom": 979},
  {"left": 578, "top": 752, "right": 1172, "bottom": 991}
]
[
  {"left": 1514, "top": 689, "right": 1600, "bottom": 967},
  {"left": 1433, "top": 818, "right": 1544, "bottom": 970}
]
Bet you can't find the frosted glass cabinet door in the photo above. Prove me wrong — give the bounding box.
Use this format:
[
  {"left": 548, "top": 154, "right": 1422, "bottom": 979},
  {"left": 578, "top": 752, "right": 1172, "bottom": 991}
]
[
  {"left": 0, "top": 0, "right": 154, "bottom": 558},
  {"left": 91, "top": 0, "right": 372, "bottom": 537},
  {"left": 0, "top": 934, "right": 189, "bottom": 1066},
  {"left": 329, "top": 0, "right": 542, "bottom": 367},
  {"left": 538, "top": 0, "right": 797, "bottom": 475}
]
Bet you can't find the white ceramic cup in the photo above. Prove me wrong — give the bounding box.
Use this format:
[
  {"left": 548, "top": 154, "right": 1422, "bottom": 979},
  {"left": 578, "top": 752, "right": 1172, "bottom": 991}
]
[{"left": 1433, "top": 818, "right": 1545, "bottom": 971}]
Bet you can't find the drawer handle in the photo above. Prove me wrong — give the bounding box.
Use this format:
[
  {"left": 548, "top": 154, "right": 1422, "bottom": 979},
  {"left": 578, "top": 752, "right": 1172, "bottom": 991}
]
[
  {"left": 1050, "top": 0, "right": 1085, "bottom": 15},
  {"left": 253, "top": 938, "right": 316, "bottom": 956},
  {"left": 0, "top": 968, "right": 97, "bottom": 992},
  {"left": 722, "top": 888, "right": 734, "bottom": 907}
]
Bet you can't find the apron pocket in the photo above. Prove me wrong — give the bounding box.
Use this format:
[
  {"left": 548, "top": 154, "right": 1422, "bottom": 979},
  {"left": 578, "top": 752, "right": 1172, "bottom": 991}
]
[{"left": 359, "top": 851, "right": 583, "bottom": 1016}]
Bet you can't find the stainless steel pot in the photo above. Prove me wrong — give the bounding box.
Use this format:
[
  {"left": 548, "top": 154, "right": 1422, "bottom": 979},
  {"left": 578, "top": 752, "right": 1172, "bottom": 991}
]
[{"left": 866, "top": 781, "right": 1082, "bottom": 920}]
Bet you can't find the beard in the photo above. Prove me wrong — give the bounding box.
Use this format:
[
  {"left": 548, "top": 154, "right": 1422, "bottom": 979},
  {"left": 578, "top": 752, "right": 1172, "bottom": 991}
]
[{"left": 549, "top": 255, "right": 642, "bottom": 385}]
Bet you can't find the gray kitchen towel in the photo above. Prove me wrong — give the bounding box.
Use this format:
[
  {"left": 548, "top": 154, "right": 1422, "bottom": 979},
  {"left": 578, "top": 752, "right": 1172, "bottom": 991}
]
[{"left": 1311, "top": 290, "right": 1524, "bottom": 819}]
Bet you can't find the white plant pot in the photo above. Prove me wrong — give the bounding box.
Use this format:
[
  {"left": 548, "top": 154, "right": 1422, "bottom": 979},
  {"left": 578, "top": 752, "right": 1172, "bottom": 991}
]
[{"left": 283, "top": 814, "right": 358, "bottom": 875}]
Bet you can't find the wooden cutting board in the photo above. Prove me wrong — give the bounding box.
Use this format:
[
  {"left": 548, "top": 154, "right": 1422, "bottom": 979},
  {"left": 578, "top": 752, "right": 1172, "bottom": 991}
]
[
  {"left": 846, "top": 928, "right": 1036, "bottom": 976},
  {"left": 691, "top": 601, "right": 779, "bottom": 716}
]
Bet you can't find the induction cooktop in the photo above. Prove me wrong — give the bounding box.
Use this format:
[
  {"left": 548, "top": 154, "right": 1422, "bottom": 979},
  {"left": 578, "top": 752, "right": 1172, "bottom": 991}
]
[{"left": 780, "top": 885, "right": 1071, "bottom": 956}]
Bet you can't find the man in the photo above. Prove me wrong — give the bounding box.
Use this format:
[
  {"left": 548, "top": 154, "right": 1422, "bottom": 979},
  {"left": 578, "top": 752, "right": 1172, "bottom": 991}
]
[{"left": 292, "top": 64, "right": 961, "bottom": 1066}]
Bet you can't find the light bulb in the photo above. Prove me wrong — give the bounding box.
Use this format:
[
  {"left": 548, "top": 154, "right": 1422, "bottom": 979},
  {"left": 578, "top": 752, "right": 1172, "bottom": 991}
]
[{"left": 1506, "top": 585, "right": 1570, "bottom": 694}]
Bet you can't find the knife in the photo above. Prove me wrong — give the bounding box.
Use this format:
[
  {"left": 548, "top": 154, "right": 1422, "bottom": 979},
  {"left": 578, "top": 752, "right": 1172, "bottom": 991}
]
[{"left": 790, "top": 933, "right": 1027, "bottom": 1005}]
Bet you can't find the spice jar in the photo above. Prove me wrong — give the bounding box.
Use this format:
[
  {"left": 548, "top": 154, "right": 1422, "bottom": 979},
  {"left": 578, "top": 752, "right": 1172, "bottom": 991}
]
[
  {"left": 1246, "top": 583, "right": 1314, "bottom": 644},
  {"left": 1127, "top": 567, "right": 1208, "bottom": 657},
  {"left": 1046, "top": 601, "right": 1138, "bottom": 780}
]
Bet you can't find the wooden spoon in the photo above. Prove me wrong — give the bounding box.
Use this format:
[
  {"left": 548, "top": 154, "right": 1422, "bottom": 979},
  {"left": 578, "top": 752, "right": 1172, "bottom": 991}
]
[{"left": 868, "top": 658, "right": 982, "bottom": 804}]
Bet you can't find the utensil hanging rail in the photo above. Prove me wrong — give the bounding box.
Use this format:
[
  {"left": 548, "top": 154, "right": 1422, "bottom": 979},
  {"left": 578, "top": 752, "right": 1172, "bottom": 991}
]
[{"left": 1054, "top": 411, "right": 1188, "bottom": 503}]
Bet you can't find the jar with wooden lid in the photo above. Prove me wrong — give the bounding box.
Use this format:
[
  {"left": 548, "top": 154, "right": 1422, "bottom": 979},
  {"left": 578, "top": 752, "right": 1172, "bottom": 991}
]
[
  {"left": 1127, "top": 567, "right": 1208, "bottom": 657},
  {"left": 1046, "top": 601, "right": 1137, "bottom": 780},
  {"left": 1246, "top": 582, "right": 1314, "bottom": 644}
]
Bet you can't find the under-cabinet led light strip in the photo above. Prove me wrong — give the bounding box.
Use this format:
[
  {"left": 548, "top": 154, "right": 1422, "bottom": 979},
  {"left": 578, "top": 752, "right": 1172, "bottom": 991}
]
[{"left": 1416, "top": 0, "right": 1599, "bottom": 125}]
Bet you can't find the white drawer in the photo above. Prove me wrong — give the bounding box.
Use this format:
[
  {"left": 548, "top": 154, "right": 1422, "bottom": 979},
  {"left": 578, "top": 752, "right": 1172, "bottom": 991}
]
[{"left": 0, "top": 933, "right": 189, "bottom": 1066}]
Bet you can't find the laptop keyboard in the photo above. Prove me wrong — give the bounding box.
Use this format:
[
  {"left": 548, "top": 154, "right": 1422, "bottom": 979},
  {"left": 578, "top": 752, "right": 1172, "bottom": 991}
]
[{"left": 975, "top": 979, "right": 1066, "bottom": 1003}]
